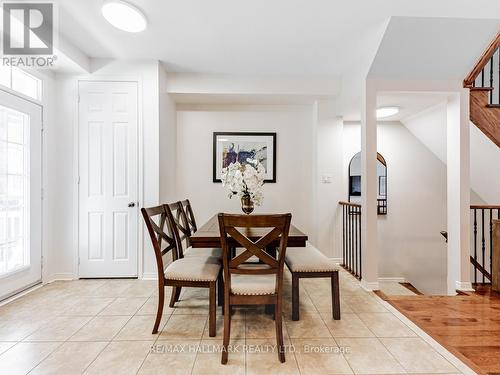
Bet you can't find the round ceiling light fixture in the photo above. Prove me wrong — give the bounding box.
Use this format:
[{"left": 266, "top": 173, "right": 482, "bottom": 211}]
[
  {"left": 376, "top": 106, "right": 399, "bottom": 119},
  {"left": 102, "top": 0, "right": 147, "bottom": 33}
]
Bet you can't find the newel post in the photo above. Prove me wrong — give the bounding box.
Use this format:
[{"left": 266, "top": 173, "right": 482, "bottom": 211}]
[{"left": 493, "top": 220, "right": 500, "bottom": 292}]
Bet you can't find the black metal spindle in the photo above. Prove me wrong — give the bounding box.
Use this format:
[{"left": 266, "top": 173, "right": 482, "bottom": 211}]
[
  {"left": 354, "top": 207, "right": 357, "bottom": 276},
  {"left": 490, "top": 208, "right": 493, "bottom": 276},
  {"left": 350, "top": 206, "right": 354, "bottom": 273},
  {"left": 482, "top": 209, "right": 486, "bottom": 283},
  {"left": 358, "top": 206, "right": 362, "bottom": 279},
  {"left": 342, "top": 206, "right": 346, "bottom": 266},
  {"left": 481, "top": 66, "right": 485, "bottom": 87},
  {"left": 348, "top": 206, "right": 352, "bottom": 272},
  {"left": 473, "top": 208, "right": 477, "bottom": 284},
  {"left": 490, "top": 56, "right": 494, "bottom": 104},
  {"left": 345, "top": 205, "right": 348, "bottom": 267}
]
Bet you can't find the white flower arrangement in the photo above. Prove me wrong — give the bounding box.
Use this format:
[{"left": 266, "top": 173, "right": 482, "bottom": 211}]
[{"left": 220, "top": 159, "right": 265, "bottom": 206}]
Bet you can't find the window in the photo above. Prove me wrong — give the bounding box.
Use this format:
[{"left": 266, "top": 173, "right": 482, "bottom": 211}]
[
  {"left": 0, "top": 105, "right": 30, "bottom": 275},
  {"left": 0, "top": 66, "right": 42, "bottom": 101}
]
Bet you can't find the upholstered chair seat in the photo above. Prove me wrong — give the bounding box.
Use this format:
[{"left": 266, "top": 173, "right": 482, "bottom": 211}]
[
  {"left": 230, "top": 274, "right": 276, "bottom": 295},
  {"left": 164, "top": 258, "right": 220, "bottom": 282}
]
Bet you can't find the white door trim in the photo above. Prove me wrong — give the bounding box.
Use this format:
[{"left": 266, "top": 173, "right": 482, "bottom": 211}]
[
  {"left": 0, "top": 88, "right": 44, "bottom": 299},
  {"left": 73, "top": 76, "right": 144, "bottom": 279}
]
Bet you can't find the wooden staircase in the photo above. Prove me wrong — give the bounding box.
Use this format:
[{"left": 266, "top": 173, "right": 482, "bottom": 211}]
[{"left": 464, "top": 31, "right": 500, "bottom": 147}]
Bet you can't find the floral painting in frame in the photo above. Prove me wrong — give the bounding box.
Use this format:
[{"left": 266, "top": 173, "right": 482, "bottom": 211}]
[{"left": 213, "top": 132, "right": 276, "bottom": 183}]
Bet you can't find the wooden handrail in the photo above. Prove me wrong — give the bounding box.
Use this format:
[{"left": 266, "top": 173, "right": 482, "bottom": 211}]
[
  {"left": 470, "top": 204, "right": 500, "bottom": 210},
  {"left": 463, "top": 31, "right": 500, "bottom": 88},
  {"left": 338, "top": 201, "right": 361, "bottom": 208}
]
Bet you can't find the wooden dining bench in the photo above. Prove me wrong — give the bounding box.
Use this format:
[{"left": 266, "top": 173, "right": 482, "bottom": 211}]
[{"left": 285, "top": 243, "right": 341, "bottom": 321}]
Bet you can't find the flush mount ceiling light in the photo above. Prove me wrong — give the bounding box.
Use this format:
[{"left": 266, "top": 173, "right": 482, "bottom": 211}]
[
  {"left": 102, "top": 0, "right": 147, "bottom": 32},
  {"left": 376, "top": 106, "right": 399, "bottom": 119}
]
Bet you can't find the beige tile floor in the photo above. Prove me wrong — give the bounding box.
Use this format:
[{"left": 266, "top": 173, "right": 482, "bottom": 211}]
[
  {"left": 378, "top": 281, "right": 418, "bottom": 296},
  {"left": 0, "top": 269, "right": 469, "bottom": 375}
]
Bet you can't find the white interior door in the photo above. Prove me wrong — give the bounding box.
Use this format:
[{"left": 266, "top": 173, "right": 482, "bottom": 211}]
[
  {"left": 0, "top": 90, "right": 42, "bottom": 300},
  {"left": 78, "top": 81, "right": 138, "bottom": 278}
]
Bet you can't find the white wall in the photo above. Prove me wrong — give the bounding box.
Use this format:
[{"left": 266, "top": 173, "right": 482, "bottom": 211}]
[
  {"left": 176, "top": 105, "right": 314, "bottom": 240},
  {"left": 343, "top": 122, "right": 448, "bottom": 294},
  {"left": 402, "top": 103, "right": 500, "bottom": 205},
  {"left": 313, "top": 101, "right": 345, "bottom": 259},
  {"left": 159, "top": 67, "right": 177, "bottom": 204},
  {"left": 47, "top": 59, "right": 162, "bottom": 280}
]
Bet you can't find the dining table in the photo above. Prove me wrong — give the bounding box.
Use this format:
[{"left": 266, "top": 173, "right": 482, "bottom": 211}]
[{"left": 189, "top": 214, "right": 308, "bottom": 257}]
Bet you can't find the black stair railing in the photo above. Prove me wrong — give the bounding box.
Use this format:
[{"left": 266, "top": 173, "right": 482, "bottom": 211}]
[
  {"left": 468, "top": 36, "right": 500, "bottom": 105},
  {"left": 339, "top": 201, "right": 362, "bottom": 279},
  {"left": 470, "top": 205, "right": 500, "bottom": 284}
]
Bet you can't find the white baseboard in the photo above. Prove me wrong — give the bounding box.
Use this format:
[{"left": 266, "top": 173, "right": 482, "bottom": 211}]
[
  {"left": 330, "top": 257, "right": 342, "bottom": 264},
  {"left": 44, "top": 273, "right": 76, "bottom": 283},
  {"left": 361, "top": 279, "right": 380, "bottom": 291},
  {"left": 455, "top": 281, "right": 475, "bottom": 292},
  {"left": 142, "top": 272, "right": 158, "bottom": 280},
  {"left": 378, "top": 277, "right": 407, "bottom": 283},
  {"left": 0, "top": 282, "right": 43, "bottom": 306}
]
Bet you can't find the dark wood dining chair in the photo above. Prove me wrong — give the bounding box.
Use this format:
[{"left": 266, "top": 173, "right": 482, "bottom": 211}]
[
  {"left": 175, "top": 200, "right": 222, "bottom": 259},
  {"left": 181, "top": 199, "right": 198, "bottom": 237},
  {"left": 166, "top": 201, "right": 223, "bottom": 307},
  {"left": 141, "top": 204, "right": 220, "bottom": 336},
  {"left": 218, "top": 213, "right": 292, "bottom": 364}
]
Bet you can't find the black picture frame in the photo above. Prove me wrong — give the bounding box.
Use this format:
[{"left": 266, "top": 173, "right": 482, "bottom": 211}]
[{"left": 213, "top": 132, "right": 277, "bottom": 183}]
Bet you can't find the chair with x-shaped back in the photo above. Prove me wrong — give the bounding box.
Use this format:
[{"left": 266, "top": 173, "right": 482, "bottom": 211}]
[
  {"left": 218, "top": 213, "right": 292, "bottom": 364},
  {"left": 142, "top": 204, "right": 220, "bottom": 336}
]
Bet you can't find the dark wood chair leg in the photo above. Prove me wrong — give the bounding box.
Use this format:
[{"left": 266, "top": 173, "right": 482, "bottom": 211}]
[
  {"left": 331, "top": 271, "right": 341, "bottom": 320},
  {"left": 292, "top": 274, "right": 300, "bottom": 321},
  {"left": 217, "top": 272, "right": 224, "bottom": 307},
  {"left": 209, "top": 282, "right": 216, "bottom": 337},
  {"left": 152, "top": 283, "right": 164, "bottom": 334},
  {"left": 275, "top": 302, "right": 285, "bottom": 363},
  {"left": 169, "top": 286, "right": 181, "bottom": 308},
  {"left": 221, "top": 299, "right": 231, "bottom": 364}
]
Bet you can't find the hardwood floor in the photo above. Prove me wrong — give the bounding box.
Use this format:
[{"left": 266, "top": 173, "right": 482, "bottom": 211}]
[{"left": 379, "top": 287, "right": 500, "bottom": 375}]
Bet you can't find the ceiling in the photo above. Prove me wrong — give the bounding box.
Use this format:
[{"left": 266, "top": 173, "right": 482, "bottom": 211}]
[
  {"left": 376, "top": 92, "right": 449, "bottom": 121},
  {"left": 58, "top": 0, "right": 500, "bottom": 75},
  {"left": 55, "top": 0, "right": 500, "bottom": 117},
  {"left": 369, "top": 17, "right": 500, "bottom": 80}
]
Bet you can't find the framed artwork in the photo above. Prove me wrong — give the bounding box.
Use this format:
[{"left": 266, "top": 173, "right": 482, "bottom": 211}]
[{"left": 213, "top": 132, "right": 277, "bottom": 183}]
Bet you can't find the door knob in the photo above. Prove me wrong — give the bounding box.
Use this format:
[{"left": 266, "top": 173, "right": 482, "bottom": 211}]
[{"left": 128, "top": 202, "right": 136, "bottom": 208}]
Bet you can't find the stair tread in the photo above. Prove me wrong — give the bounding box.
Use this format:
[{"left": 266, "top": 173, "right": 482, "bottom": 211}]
[{"left": 470, "top": 86, "right": 494, "bottom": 91}]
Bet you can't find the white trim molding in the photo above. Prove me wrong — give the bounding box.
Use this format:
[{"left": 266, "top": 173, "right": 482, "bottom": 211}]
[
  {"left": 142, "top": 272, "right": 158, "bottom": 280},
  {"left": 45, "top": 273, "right": 76, "bottom": 283},
  {"left": 378, "top": 277, "right": 407, "bottom": 283},
  {"left": 361, "top": 279, "right": 380, "bottom": 291},
  {"left": 455, "top": 281, "right": 475, "bottom": 292}
]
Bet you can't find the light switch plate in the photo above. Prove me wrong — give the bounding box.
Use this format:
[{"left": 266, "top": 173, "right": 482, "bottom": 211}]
[{"left": 322, "top": 174, "right": 333, "bottom": 184}]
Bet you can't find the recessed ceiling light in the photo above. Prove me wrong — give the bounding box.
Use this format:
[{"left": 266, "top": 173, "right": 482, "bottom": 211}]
[
  {"left": 376, "top": 106, "right": 399, "bottom": 119},
  {"left": 102, "top": 0, "right": 147, "bottom": 33}
]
